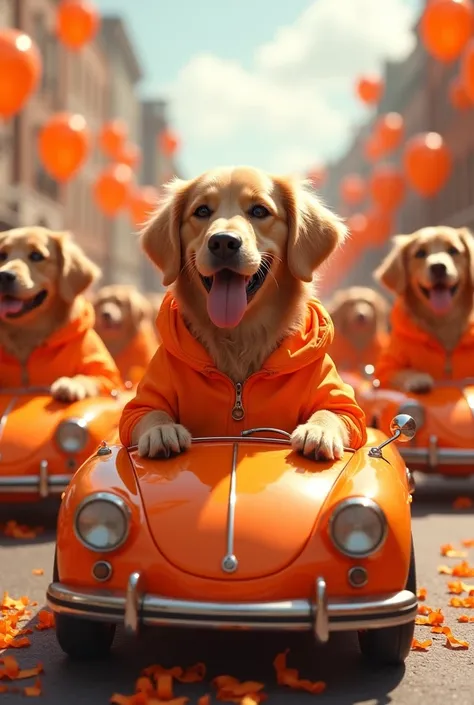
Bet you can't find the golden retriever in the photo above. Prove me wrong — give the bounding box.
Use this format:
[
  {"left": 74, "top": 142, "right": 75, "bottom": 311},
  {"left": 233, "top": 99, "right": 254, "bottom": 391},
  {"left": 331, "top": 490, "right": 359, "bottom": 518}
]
[
  {"left": 0, "top": 226, "right": 118, "bottom": 401},
  {"left": 127, "top": 166, "right": 365, "bottom": 460},
  {"left": 327, "top": 286, "right": 389, "bottom": 369},
  {"left": 374, "top": 225, "right": 474, "bottom": 392},
  {"left": 94, "top": 284, "right": 153, "bottom": 355}
]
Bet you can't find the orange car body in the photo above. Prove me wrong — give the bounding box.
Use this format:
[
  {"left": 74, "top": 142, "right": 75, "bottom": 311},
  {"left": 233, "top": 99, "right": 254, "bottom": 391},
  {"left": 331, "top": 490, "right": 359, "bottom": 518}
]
[
  {"left": 359, "top": 380, "right": 474, "bottom": 477},
  {"left": 0, "top": 388, "right": 127, "bottom": 502},
  {"left": 48, "top": 425, "right": 416, "bottom": 642}
]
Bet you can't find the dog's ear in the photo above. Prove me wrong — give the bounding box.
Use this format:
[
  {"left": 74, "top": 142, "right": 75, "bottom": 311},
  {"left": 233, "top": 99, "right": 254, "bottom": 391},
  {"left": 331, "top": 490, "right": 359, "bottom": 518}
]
[
  {"left": 140, "top": 178, "right": 191, "bottom": 286},
  {"left": 373, "top": 234, "right": 412, "bottom": 294},
  {"left": 275, "top": 176, "right": 348, "bottom": 282},
  {"left": 128, "top": 288, "right": 152, "bottom": 324},
  {"left": 53, "top": 231, "right": 101, "bottom": 303},
  {"left": 457, "top": 228, "right": 474, "bottom": 284}
]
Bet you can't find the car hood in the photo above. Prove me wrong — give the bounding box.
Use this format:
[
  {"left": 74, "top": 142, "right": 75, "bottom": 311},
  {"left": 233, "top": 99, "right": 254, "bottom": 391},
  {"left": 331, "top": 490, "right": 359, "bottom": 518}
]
[
  {"left": 129, "top": 440, "right": 351, "bottom": 580},
  {"left": 0, "top": 394, "right": 66, "bottom": 465}
]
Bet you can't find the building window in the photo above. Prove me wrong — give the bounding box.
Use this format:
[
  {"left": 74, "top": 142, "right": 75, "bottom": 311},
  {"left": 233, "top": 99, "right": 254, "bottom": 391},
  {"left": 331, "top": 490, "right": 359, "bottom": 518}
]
[
  {"left": 32, "top": 125, "right": 59, "bottom": 202},
  {"left": 31, "top": 12, "right": 57, "bottom": 100}
]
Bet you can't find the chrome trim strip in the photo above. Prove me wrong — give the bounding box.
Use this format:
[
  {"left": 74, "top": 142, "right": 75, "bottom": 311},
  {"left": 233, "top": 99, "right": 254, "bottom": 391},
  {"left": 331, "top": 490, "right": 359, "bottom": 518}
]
[
  {"left": 400, "top": 446, "right": 474, "bottom": 466},
  {"left": 46, "top": 581, "right": 417, "bottom": 636},
  {"left": 39, "top": 460, "right": 49, "bottom": 498},
  {"left": 0, "top": 396, "right": 18, "bottom": 446},
  {"left": 221, "top": 443, "right": 239, "bottom": 574},
  {"left": 74, "top": 492, "right": 131, "bottom": 553},
  {"left": 328, "top": 497, "right": 388, "bottom": 559},
  {"left": 0, "top": 474, "right": 71, "bottom": 493},
  {"left": 313, "top": 577, "right": 329, "bottom": 642},
  {"left": 127, "top": 437, "right": 356, "bottom": 452},
  {"left": 241, "top": 427, "right": 292, "bottom": 439}
]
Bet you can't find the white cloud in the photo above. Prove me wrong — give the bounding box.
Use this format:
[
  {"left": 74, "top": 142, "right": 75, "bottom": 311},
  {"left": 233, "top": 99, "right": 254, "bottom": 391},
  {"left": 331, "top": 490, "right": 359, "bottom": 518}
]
[{"left": 169, "top": 0, "right": 419, "bottom": 176}]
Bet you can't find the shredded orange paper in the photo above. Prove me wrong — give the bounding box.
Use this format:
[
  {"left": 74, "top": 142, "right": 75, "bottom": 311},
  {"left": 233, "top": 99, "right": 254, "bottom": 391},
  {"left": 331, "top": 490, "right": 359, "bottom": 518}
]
[
  {"left": 416, "top": 587, "right": 427, "bottom": 601},
  {"left": 273, "top": 649, "right": 326, "bottom": 695},
  {"left": 411, "top": 638, "right": 432, "bottom": 651},
  {"left": 440, "top": 544, "right": 467, "bottom": 559},
  {"left": 2, "top": 521, "right": 44, "bottom": 539},
  {"left": 452, "top": 497, "right": 473, "bottom": 510}
]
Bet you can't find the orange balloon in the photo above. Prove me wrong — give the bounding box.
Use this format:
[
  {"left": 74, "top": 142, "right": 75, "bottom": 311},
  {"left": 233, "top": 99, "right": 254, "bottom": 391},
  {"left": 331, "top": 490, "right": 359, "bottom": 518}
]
[
  {"left": 356, "top": 75, "right": 384, "bottom": 105},
  {"left": 38, "top": 112, "right": 90, "bottom": 182},
  {"left": 460, "top": 37, "right": 474, "bottom": 101},
  {"left": 376, "top": 113, "right": 404, "bottom": 153},
  {"left": 56, "top": 0, "right": 100, "bottom": 50},
  {"left": 369, "top": 164, "right": 405, "bottom": 212},
  {"left": 129, "top": 186, "right": 160, "bottom": 228},
  {"left": 403, "top": 132, "right": 452, "bottom": 197},
  {"left": 346, "top": 213, "right": 370, "bottom": 248},
  {"left": 449, "top": 75, "right": 472, "bottom": 109},
  {"left": 158, "top": 129, "right": 180, "bottom": 156},
  {"left": 366, "top": 208, "right": 392, "bottom": 246},
  {"left": 340, "top": 174, "right": 366, "bottom": 205},
  {"left": 93, "top": 164, "right": 133, "bottom": 217},
  {"left": 306, "top": 166, "right": 326, "bottom": 188},
  {"left": 420, "top": 0, "right": 474, "bottom": 62},
  {"left": 116, "top": 142, "right": 142, "bottom": 169},
  {"left": 0, "top": 30, "right": 42, "bottom": 119},
  {"left": 98, "top": 119, "right": 128, "bottom": 160},
  {"left": 364, "top": 133, "right": 385, "bottom": 162}
]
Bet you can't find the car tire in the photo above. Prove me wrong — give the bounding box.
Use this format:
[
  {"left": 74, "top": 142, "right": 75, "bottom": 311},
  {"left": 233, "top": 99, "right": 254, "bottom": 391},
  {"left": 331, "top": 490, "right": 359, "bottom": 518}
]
[
  {"left": 357, "top": 536, "right": 416, "bottom": 667},
  {"left": 52, "top": 549, "right": 116, "bottom": 660}
]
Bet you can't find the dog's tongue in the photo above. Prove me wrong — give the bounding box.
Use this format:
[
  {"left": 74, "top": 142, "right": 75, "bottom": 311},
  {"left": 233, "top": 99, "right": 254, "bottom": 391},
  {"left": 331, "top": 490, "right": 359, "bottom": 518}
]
[
  {"left": 207, "top": 270, "right": 248, "bottom": 328},
  {"left": 0, "top": 296, "right": 23, "bottom": 319},
  {"left": 429, "top": 287, "right": 453, "bottom": 315}
]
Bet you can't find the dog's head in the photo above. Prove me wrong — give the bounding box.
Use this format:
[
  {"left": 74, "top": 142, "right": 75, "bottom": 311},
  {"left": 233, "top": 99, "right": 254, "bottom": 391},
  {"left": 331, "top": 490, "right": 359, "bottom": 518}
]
[
  {"left": 93, "top": 285, "right": 152, "bottom": 339},
  {"left": 374, "top": 226, "right": 474, "bottom": 317},
  {"left": 0, "top": 227, "right": 99, "bottom": 326},
  {"left": 140, "top": 166, "right": 347, "bottom": 329},
  {"left": 328, "top": 286, "right": 389, "bottom": 337}
]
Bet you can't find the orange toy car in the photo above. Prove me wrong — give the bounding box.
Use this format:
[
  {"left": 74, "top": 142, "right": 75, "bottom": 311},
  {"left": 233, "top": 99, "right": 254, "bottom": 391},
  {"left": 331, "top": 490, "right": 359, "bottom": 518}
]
[
  {"left": 359, "top": 378, "right": 474, "bottom": 478},
  {"left": 47, "top": 415, "right": 418, "bottom": 666},
  {"left": 0, "top": 386, "right": 127, "bottom": 501}
]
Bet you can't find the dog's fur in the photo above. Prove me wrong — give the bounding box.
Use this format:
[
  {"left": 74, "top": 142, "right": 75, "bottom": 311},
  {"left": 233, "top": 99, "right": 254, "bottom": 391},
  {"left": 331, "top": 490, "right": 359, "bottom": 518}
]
[
  {"left": 0, "top": 226, "right": 102, "bottom": 401},
  {"left": 132, "top": 166, "right": 350, "bottom": 460},
  {"left": 94, "top": 284, "right": 153, "bottom": 358},
  {"left": 327, "top": 286, "right": 389, "bottom": 365},
  {"left": 374, "top": 225, "right": 474, "bottom": 392}
]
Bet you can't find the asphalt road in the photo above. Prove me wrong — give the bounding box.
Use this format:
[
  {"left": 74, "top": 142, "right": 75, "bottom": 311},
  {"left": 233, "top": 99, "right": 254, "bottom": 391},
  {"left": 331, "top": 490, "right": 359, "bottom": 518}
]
[{"left": 2, "top": 475, "right": 474, "bottom": 705}]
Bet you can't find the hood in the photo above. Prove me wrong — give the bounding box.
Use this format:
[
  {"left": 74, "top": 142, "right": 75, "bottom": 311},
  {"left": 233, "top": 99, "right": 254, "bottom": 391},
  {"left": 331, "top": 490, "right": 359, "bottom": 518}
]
[
  {"left": 130, "top": 440, "right": 350, "bottom": 580},
  {"left": 0, "top": 393, "right": 65, "bottom": 466},
  {"left": 44, "top": 296, "right": 95, "bottom": 349},
  {"left": 156, "top": 293, "right": 334, "bottom": 376},
  {"left": 391, "top": 299, "right": 474, "bottom": 349}
]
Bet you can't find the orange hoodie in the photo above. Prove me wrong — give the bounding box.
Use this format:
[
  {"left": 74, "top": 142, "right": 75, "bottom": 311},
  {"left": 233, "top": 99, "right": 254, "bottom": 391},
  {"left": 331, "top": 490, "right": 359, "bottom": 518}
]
[
  {"left": 114, "top": 323, "right": 157, "bottom": 385},
  {"left": 0, "top": 297, "right": 122, "bottom": 393},
  {"left": 327, "top": 331, "right": 389, "bottom": 372},
  {"left": 375, "top": 299, "right": 474, "bottom": 385},
  {"left": 119, "top": 294, "right": 367, "bottom": 448}
]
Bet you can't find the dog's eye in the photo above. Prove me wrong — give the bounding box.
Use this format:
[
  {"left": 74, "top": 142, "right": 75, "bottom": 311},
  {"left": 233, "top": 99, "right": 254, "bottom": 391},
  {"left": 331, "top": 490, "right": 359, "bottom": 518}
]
[
  {"left": 414, "top": 248, "right": 427, "bottom": 259},
  {"left": 447, "top": 246, "right": 459, "bottom": 256},
  {"left": 0, "top": 252, "right": 7, "bottom": 263},
  {"left": 249, "top": 204, "right": 270, "bottom": 219},
  {"left": 29, "top": 251, "right": 45, "bottom": 262},
  {"left": 193, "top": 205, "right": 213, "bottom": 219}
]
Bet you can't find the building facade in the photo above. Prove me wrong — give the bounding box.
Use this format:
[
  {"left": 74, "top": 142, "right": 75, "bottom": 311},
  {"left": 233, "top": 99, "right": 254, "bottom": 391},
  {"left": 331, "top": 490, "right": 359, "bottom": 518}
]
[{"left": 99, "top": 16, "right": 143, "bottom": 287}]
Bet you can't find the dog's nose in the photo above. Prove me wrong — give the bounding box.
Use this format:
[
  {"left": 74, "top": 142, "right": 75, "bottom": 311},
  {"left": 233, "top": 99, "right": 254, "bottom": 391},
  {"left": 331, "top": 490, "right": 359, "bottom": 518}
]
[
  {"left": 0, "top": 270, "right": 16, "bottom": 292},
  {"left": 430, "top": 262, "right": 447, "bottom": 278},
  {"left": 208, "top": 232, "right": 242, "bottom": 260},
  {"left": 101, "top": 310, "right": 112, "bottom": 321},
  {"left": 356, "top": 312, "right": 367, "bottom": 323}
]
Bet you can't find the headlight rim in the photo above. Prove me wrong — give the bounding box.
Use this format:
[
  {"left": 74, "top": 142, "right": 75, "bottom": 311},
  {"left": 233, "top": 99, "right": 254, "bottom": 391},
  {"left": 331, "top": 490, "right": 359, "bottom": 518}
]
[
  {"left": 55, "top": 417, "right": 89, "bottom": 454},
  {"left": 397, "top": 401, "right": 425, "bottom": 430},
  {"left": 74, "top": 492, "right": 131, "bottom": 553},
  {"left": 328, "top": 497, "right": 388, "bottom": 559}
]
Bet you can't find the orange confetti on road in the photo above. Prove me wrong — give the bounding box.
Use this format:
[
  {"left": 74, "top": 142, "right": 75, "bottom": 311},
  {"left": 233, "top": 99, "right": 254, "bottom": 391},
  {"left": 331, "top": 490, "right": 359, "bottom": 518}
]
[
  {"left": 2, "top": 521, "right": 44, "bottom": 539},
  {"left": 35, "top": 610, "right": 55, "bottom": 631},
  {"left": 416, "top": 587, "right": 427, "bottom": 601},
  {"left": 273, "top": 649, "right": 326, "bottom": 694},
  {"left": 440, "top": 544, "right": 467, "bottom": 558},
  {"left": 31, "top": 569, "right": 44, "bottom": 577},
  {"left": 411, "top": 638, "right": 432, "bottom": 651},
  {"left": 453, "top": 497, "right": 473, "bottom": 509}
]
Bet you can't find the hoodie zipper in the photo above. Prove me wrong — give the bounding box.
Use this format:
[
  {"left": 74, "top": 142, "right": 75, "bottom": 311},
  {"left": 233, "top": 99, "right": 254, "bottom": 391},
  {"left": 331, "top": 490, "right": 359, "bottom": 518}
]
[{"left": 232, "top": 382, "right": 245, "bottom": 420}]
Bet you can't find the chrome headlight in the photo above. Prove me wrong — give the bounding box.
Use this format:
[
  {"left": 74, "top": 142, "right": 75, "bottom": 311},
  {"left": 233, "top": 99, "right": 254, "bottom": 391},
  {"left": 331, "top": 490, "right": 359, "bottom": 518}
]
[
  {"left": 55, "top": 419, "right": 88, "bottom": 454},
  {"left": 398, "top": 401, "right": 425, "bottom": 430},
  {"left": 329, "top": 498, "right": 387, "bottom": 558},
  {"left": 74, "top": 493, "right": 130, "bottom": 552}
]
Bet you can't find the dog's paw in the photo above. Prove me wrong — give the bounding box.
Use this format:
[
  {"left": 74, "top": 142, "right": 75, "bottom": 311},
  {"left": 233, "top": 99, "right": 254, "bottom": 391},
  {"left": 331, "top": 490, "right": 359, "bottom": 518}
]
[
  {"left": 51, "top": 377, "right": 90, "bottom": 403},
  {"left": 403, "top": 373, "right": 434, "bottom": 394},
  {"left": 137, "top": 423, "right": 192, "bottom": 459},
  {"left": 291, "top": 422, "right": 345, "bottom": 461}
]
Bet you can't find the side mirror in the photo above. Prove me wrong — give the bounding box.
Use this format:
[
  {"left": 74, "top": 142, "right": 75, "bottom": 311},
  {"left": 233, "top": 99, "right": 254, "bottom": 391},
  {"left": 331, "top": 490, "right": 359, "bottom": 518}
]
[{"left": 368, "top": 414, "right": 417, "bottom": 459}]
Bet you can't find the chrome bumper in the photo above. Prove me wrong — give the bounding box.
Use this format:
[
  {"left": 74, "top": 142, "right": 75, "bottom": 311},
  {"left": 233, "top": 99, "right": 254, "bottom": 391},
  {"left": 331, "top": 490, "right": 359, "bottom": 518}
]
[
  {"left": 401, "top": 435, "right": 474, "bottom": 469},
  {"left": 0, "top": 461, "right": 71, "bottom": 497},
  {"left": 46, "top": 574, "right": 417, "bottom": 643}
]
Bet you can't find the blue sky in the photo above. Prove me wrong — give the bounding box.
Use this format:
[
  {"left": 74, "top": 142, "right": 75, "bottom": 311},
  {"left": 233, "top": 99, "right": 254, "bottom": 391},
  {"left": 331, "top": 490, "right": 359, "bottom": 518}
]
[{"left": 96, "top": 0, "right": 423, "bottom": 180}]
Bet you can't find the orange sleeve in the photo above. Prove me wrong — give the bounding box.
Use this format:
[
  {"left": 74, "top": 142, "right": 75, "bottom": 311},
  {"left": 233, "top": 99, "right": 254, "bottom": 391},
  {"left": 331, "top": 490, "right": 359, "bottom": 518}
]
[
  {"left": 76, "top": 329, "right": 123, "bottom": 394},
  {"left": 374, "top": 332, "right": 411, "bottom": 387},
  {"left": 119, "top": 346, "right": 178, "bottom": 446},
  {"left": 300, "top": 353, "right": 367, "bottom": 449}
]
